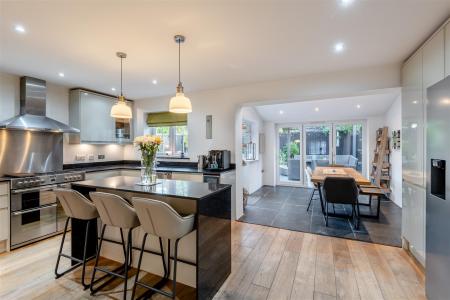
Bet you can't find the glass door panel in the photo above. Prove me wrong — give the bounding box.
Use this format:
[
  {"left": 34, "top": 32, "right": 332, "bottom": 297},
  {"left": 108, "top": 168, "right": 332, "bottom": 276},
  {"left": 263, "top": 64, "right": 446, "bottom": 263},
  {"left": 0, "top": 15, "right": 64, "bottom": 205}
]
[
  {"left": 278, "top": 126, "right": 302, "bottom": 185},
  {"left": 304, "top": 124, "right": 332, "bottom": 171},
  {"left": 333, "top": 123, "right": 363, "bottom": 172}
]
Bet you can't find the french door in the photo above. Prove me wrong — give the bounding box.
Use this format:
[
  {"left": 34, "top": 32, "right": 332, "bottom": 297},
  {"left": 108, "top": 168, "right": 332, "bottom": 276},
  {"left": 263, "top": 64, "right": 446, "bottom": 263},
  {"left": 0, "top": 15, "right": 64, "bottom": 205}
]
[
  {"left": 276, "top": 121, "right": 366, "bottom": 187},
  {"left": 333, "top": 122, "right": 365, "bottom": 174},
  {"left": 277, "top": 125, "right": 303, "bottom": 186}
]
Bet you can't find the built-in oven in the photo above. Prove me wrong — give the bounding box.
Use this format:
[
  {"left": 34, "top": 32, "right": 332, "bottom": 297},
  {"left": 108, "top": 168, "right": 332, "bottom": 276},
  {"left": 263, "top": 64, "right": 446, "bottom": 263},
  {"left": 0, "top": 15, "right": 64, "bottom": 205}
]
[{"left": 10, "top": 183, "right": 71, "bottom": 249}]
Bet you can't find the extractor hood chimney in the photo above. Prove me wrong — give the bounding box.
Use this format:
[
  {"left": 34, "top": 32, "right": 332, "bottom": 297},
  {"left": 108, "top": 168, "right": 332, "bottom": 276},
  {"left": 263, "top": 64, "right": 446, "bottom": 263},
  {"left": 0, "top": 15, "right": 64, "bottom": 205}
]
[{"left": 0, "top": 76, "right": 79, "bottom": 133}]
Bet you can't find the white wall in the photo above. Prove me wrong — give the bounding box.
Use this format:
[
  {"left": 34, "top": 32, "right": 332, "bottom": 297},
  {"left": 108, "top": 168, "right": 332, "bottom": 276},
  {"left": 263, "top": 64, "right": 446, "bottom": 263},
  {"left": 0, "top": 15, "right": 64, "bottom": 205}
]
[
  {"left": 0, "top": 71, "right": 126, "bottom": 163},
  {"left": 384, "top": 95, "right": 402, "bottom": 207},
  {"left": 263, "top": 122, "right": 276, "bottom": 186},
  {"left": 129, "top": 64, "right": 400, "bottom": 219},
  {"left": 240, "top": 107, "right": 264, "bottom": 194},
  {"left": 127, "top": 64, "right": 400, "bottom": 160}
]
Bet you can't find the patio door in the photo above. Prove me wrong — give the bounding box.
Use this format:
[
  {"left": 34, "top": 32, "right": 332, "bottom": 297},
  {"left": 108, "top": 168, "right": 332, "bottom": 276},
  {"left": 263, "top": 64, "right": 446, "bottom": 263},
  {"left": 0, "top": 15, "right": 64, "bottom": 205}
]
[
  {"left": 277, "top": 125, "right": 302, "bottom": 186},
  {"left": 276, "top": 121, "right": 366, "bottom": 187},
  {"left": 332, "top": 122, "right": 365, "bottom": 174},
  {"left": 303, "top": 124, "right": 332, "bottom": 186}
]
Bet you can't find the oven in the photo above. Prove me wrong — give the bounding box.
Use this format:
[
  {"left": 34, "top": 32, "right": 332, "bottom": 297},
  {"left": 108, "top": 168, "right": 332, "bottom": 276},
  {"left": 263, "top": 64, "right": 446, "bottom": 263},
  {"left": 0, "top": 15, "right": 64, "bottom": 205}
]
[{"left": 10, "top": 183, "right": 69, "bottom": 249}]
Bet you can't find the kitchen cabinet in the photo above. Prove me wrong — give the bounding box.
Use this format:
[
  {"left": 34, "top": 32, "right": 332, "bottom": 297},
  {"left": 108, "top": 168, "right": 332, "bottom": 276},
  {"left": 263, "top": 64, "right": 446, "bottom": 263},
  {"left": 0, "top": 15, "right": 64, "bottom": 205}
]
[
  {"left": 171, "top": 172, "right": 203, "bottom": 182},
  {"left": 0, "top": 182, "right": 9, "bottom": 253},
  {"left": 423, "top": 29, "right": 445, "bottom": 92},
  {"left": 402, "top": 52, "right": 424, "bottom": 187},
  {"left": 402, "top": 181, "right": 426, "bottom": 266},
  {"left": 446, "top": 23, "right": 450, "bottom": 76},
  {"left": 84, "top": 169, "right": 139, "bottom": 180},
  {"left": 69, "top": 89, "right": 133, "bottom": 144},
  {"left": 401, "top": 19, "right": 449, "bottom": 267},
  {"left": 402, "top": 50, "right": 426, "bottom": 266}
]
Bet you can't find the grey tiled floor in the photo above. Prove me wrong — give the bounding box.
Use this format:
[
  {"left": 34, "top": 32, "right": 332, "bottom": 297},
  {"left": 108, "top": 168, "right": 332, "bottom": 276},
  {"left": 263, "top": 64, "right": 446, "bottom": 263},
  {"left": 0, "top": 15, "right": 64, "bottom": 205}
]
[{"left": 239, "top": 185, "right": 402, "bottom": 247}]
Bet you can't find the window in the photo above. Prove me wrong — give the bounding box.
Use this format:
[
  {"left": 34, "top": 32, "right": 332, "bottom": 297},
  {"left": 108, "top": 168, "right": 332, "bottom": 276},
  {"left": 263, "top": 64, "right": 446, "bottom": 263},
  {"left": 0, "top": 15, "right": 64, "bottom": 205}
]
[
  {"left": 145, "top": 112, "right": 188, "bottom": 157},
  {"left": 144, "top": 125, "right": 188, "bottom": 157}
]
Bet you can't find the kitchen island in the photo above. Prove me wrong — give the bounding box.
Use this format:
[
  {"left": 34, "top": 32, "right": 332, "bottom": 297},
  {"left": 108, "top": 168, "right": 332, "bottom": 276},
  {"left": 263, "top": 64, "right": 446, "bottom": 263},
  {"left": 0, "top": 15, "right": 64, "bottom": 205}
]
[{"left": 71, "top": 176, "right": 231, "bottom": 300}]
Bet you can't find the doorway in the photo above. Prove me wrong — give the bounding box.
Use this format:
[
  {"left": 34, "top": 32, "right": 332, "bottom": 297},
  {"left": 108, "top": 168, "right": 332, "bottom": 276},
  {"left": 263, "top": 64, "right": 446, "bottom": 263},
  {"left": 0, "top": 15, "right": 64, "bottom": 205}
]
[{"left": 277, "top": 125, "right": 302, "bottom": 186}]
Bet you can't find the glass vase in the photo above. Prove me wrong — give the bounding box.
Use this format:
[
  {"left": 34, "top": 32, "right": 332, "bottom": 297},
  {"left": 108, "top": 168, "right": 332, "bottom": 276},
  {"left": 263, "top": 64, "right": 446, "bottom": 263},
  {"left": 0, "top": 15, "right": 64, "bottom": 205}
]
[{"left": 140, "top": 157, "right": 157, "bottom": 185}]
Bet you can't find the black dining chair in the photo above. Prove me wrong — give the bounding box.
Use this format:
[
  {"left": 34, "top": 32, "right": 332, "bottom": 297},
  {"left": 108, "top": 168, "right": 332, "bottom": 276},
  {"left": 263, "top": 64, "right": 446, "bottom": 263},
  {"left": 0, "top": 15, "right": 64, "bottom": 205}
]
[{"left": 322, "top": 176, "right": 360, "bottom": 229}]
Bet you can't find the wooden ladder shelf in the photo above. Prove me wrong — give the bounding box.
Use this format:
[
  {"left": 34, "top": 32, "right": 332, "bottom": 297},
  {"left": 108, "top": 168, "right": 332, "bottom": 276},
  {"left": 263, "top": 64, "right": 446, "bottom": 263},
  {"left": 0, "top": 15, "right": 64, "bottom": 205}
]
[{"left": 370, "top": 127, "right": 391, "bottom": 194}]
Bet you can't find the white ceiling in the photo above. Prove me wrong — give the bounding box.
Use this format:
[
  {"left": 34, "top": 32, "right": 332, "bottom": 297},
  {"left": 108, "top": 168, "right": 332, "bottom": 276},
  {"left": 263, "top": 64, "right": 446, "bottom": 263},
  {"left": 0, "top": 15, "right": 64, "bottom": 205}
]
[
  {"left": 0, "top": 1, "right": 449, "bottom": 99},
  {"left": 255, "top": 92, "right": 399, "bottom": 123}
]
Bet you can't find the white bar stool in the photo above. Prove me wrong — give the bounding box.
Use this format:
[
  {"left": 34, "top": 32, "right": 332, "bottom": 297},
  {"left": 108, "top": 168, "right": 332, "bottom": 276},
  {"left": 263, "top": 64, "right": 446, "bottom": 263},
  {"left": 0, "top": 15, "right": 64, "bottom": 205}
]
[
  {"left": 89, "top": 192, "right": 140, "bottom": 300},
  {"left": 131, "top": 197, "right": 195, "bottom": 300},
  {"left": 54, "top": 188, "right": 99, "bottom": 289}
]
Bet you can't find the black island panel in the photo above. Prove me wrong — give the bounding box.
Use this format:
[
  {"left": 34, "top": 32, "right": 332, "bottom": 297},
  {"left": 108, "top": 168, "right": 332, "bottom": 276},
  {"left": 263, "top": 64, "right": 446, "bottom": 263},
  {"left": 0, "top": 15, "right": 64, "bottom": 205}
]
[{"left": 71, "top": 176, "right": 232, "bottom": 300}]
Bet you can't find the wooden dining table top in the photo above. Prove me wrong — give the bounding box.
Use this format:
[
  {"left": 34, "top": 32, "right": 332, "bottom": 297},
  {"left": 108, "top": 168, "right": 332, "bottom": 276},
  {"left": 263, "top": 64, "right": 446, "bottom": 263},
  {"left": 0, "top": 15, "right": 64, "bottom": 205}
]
[{"left": 311, "top": 166, "right": 371, "bottom": 185}]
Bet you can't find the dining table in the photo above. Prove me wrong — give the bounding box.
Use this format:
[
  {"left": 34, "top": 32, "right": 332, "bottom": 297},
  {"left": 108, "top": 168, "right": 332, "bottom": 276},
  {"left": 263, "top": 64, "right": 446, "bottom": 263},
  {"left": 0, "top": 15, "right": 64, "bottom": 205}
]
[{"left": 310, "top": 166, "right": 379, "bottom": 218}]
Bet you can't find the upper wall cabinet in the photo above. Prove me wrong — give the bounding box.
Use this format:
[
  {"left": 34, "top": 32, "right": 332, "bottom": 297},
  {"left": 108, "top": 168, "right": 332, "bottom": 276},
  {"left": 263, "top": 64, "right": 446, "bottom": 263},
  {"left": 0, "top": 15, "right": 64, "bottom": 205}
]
[
  {"left": 423, "top": 29, "right": 445, "bottom": 92},
  {"left": 446, "top": 23, "right": 450, "bottom": 77},
  {"left": 402, "top": 52, "right": 424, "bottom": 187},
  {"left": 69, "top": 89, "right": 134, "bottom": 144}
]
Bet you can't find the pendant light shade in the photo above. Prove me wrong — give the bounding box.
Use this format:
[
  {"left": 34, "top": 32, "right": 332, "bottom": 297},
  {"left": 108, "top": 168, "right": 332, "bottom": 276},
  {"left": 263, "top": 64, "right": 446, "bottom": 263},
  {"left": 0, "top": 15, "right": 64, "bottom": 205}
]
[
  {"left": 169, "top": 35, "right": 192, "bottom": 114},
  {"left": 111, "top": 96, "right": 133, "bottom": 119},
  {"left": 111, "top": 52, "right": 132, "bottom": 119},
  {"left": 169, "top": 83, "right": 192, "bottom": 113}
]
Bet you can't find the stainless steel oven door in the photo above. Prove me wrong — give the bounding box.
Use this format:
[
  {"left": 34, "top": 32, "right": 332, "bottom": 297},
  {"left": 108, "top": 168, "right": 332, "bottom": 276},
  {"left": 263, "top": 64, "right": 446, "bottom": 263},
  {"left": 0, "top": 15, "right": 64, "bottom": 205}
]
[
  {"left": 10, "top": 203, "right": 57, "bottom": 248},
  {"left": 10, "top": 185, "right": 58, "bottom": 212}
]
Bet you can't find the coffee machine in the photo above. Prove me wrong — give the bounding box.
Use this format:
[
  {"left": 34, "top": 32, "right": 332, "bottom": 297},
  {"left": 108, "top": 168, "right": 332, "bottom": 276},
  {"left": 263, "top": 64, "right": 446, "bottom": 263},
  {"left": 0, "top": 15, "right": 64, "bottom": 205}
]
[{"left": 206, "top": 150, "right": 230, "bottom": 170}]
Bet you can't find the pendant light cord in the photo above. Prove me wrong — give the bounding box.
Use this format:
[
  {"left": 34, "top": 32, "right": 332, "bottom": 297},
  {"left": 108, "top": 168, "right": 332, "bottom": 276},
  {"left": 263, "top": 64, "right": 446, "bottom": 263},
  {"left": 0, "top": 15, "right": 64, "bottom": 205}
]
[
  {"left": 120, "top": 56, "right": 123, "bottom": 97},
  {"left": 178, "top": 40, "right": 181, "bottom": 84}
]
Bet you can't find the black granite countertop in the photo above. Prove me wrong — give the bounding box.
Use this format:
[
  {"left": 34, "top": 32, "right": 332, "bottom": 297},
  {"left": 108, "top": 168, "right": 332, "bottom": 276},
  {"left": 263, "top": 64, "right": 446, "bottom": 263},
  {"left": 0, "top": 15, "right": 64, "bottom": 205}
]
[
  {"left": 64, "top": 160, "right": 235, "bottom": 175},
  {"left": 71, "top": 176, "right": 231, "bottom": 200}
]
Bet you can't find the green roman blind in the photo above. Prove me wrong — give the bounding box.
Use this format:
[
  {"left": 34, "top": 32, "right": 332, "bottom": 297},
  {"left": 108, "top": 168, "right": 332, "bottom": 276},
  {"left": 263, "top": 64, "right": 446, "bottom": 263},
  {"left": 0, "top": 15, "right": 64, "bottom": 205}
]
[{"left": 146, "top": 112, "right": 187, "bottom": 127}]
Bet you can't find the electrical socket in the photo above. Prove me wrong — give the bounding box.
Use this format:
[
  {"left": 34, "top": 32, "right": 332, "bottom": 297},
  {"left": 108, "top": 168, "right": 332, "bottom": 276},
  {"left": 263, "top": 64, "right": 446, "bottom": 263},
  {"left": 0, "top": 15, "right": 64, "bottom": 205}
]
[
  {"left": 75, "top": 154, "right": 86, "bottom": 161},
  {"left": 98, "top": 154, "right": 105, "bottom": 160},
  {"left": 88, "top": 154, "right": 95, "bottom": 161}
]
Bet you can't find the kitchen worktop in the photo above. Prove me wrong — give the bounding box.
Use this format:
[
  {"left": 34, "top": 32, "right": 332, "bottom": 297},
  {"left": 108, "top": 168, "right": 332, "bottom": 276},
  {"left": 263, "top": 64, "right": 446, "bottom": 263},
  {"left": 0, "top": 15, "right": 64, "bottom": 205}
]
[
  {"left": 71, "top": 176, "right": 231, "bottom": 200},
  {"left": 63, "top": 160, "right": 235, "bottom": 175}
]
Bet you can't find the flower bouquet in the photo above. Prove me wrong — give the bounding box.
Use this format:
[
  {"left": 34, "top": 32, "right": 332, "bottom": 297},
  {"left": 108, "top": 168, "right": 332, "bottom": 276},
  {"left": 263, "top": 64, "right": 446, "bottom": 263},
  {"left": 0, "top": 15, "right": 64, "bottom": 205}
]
[{"left": 134, "top": 135, "right": 162, "bottom": 185}]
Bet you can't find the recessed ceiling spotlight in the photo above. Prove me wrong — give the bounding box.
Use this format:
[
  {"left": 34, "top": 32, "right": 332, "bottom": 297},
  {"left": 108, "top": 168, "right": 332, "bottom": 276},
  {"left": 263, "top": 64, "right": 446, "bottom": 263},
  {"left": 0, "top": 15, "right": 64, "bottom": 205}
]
[
  {"left": 14, "top": 24, "right": 26, "bottom": 33},
  {"left": 412, "top": 100, "right": 418, "bottom": 104},
  {"left": 279, "top": 110, "right": 284, "bottom": 115},
  {"left": 340, "top": 0, "right": 354, "bottom": 7},
  {"left": 111, "top": 87, "right": 116, "bottom": 91},
  {"left": 356, "top": 104, "right": 361, "bottom": 109},
  {"left": 152, "top": 79, "right": 158, "bottom": 85},
  {"left": 58, "top": 72, "right": 64, "bottom": 77},
  {"left": 411, "top": 123, "right": 418, "bottom": 129},
  {"left": 315, "top": 107, "right": 319, "bottom": 112},
  {"left": 334, "top": 42, "right": 345, "bottom": 53},
  {"left": 83, "top": 92, "right": 88, "bottom": 96}
]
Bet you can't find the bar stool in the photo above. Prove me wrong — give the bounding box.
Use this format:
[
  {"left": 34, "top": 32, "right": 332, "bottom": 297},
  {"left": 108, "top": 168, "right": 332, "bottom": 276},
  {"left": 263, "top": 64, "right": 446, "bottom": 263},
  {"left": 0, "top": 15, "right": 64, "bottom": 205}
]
[
  {"left": 54, "top": 188, "right": 99, "bottom": 289},
  {"left": 89, "top": 192, "right": 140, "bottom": 300},
  {"left": 131, "top": 197, "right": 195, "bottom": 300}
]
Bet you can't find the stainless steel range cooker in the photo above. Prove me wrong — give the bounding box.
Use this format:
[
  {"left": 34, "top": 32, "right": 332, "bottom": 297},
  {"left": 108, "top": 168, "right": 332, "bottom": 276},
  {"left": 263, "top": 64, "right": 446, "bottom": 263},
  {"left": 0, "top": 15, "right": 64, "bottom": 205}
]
[{"left": 9, "top": 171, "right": 85, "bottom": 249}]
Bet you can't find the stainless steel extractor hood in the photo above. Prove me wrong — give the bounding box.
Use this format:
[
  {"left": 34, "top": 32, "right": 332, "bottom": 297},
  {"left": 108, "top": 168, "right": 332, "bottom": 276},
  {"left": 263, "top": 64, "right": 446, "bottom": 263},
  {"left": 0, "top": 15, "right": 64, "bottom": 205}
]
[{"left": 0, "top": 76, "right": 80, "bottom": 133}]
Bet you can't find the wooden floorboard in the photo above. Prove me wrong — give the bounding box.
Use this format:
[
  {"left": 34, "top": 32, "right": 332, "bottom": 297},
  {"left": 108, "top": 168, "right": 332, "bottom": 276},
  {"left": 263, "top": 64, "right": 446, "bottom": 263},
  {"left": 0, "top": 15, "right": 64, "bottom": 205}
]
[{"left": 0, "top": 221, "right": 425, "bottom": 300}]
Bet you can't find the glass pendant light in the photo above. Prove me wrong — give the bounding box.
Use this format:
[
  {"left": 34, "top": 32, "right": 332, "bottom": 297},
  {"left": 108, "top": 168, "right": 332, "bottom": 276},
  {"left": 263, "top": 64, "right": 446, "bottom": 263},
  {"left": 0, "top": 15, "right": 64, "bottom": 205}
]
[
  {"left": 169, "top": 35, "right": 192, "bottom": 113},
  {"left": 111, "top": 52, "right": 132, "bottom": 119}
]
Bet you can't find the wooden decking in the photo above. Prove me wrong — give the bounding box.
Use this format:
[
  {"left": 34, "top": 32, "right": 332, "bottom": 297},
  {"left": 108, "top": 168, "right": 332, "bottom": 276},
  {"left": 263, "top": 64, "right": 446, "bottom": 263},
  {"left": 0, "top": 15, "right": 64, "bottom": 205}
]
[{"left": 0, "top": 221, "right": 425, "bottom": 300}]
